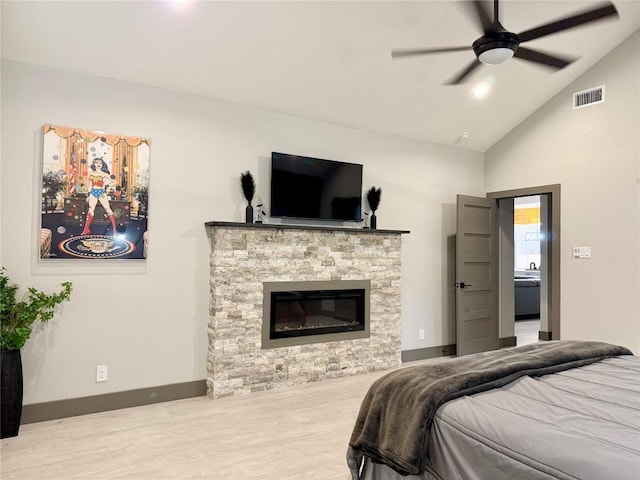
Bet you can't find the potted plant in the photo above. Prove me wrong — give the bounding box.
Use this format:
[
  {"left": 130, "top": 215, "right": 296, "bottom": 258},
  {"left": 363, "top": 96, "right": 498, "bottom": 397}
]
[
  {"left": 366, "top": 186, "right": 382, "bottom": 230},
  {"left": 0, "top": 268, "right": 72, "bottom": 438},
  {"left": 240, "top": 171, "right": 256, "bottom": 223}
]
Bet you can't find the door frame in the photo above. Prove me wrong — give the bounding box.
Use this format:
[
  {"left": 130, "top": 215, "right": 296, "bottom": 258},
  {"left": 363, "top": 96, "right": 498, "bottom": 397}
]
[{"left": 487, "top": 184, "right": 561, "bottom": 340}]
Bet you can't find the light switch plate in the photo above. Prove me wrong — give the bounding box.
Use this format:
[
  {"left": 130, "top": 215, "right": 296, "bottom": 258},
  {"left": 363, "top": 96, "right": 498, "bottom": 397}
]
[{"left": 573, "top": 247, "right": 592, "bottom": 258}]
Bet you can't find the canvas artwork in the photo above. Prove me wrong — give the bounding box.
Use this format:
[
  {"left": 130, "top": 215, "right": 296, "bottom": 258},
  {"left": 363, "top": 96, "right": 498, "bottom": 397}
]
[{"left": 40, "top": 125, "right": 150, "bottom": 260}]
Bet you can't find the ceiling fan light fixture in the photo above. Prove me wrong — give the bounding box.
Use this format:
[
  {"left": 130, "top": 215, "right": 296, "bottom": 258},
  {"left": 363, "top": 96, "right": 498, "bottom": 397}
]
[
  {"left": 473, "top": 31, "right": 520, "bottom": 65},
  {"left": 478, "top": 47, "right": 515, "bottom": 65}
]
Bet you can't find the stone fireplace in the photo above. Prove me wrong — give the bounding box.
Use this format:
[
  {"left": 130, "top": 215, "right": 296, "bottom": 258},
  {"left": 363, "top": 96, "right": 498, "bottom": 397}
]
[{"left": 205, "top": 221, "right": 408, "bottom": 399}]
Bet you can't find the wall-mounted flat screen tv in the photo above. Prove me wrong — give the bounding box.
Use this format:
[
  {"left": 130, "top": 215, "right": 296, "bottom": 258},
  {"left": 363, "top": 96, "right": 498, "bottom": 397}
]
[{"left": 270, "top": 152, "right": 363, "bottom": 222}]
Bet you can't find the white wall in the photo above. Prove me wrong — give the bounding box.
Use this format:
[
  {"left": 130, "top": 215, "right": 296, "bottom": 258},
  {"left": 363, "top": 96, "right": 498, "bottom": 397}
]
[
  {"left": 1, "top": 59, "right": 484, "bottom": 404},
  {"left": 485, "top": 31, "right": 640, "bottom": 353}
]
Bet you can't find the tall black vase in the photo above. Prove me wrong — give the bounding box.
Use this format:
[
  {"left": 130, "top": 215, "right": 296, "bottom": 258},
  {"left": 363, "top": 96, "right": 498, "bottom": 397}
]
[
  {"left": 245, "top": 203, "right": 254, "bottom": 223},
  {"left": 1, "top": 348, "right": 23, "bottom": 439},
  {"left": 370, "top": 213, "right": 377, "bottom": 230}
]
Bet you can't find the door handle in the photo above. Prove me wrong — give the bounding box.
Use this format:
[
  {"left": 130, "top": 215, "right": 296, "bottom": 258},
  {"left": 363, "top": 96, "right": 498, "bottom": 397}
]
[{"left": 456, "top": 282, "right": 472, "bottom": 289}]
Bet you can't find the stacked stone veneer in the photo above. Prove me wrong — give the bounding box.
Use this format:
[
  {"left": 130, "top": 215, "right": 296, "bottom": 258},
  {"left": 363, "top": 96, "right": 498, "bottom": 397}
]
[{"left": 206, "top": 224, "right": 404, "bottom": 399}]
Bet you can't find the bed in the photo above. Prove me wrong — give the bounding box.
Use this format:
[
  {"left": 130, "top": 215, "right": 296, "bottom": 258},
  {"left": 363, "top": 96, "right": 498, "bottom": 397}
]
[{"left": 347, "top": 340, "right": 639, "bottom": 480}]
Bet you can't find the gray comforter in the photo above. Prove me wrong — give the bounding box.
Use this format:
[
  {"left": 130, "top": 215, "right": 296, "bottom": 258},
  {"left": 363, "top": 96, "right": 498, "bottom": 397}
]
[{"left": 347, "top": 340, "right": 633, "bottom": 477}]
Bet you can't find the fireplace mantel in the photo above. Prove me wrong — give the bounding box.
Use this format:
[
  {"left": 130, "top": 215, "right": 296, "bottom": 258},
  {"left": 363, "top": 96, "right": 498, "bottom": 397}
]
[
  {"left": 205, "top": 221, "right": 408, "bottom": 399},
  {"left": 204, "top": 220, "right": 410, "bottom": 235}
]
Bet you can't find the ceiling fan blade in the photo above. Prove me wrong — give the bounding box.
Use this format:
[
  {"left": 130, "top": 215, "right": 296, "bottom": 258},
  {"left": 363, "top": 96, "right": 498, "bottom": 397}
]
[
  {"left": 445, "top": 59, "right": 482, "bottom": 85},
  {"left": 517, "top": 2, "right": 618, "bottom": 43},
  {"left": 514, "top": 46, "right": 576, "bottom": 70},
  {"left": 467, "top": 0, "right": 494, "bottom": 33},
  {"left": 391, "top": 46, "right": 472, "bottom": 59}
]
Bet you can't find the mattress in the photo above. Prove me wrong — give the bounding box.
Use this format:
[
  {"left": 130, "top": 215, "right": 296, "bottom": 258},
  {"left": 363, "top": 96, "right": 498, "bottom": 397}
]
[{"left": 355, "top": 355, "right": 640, "bottom": 480}]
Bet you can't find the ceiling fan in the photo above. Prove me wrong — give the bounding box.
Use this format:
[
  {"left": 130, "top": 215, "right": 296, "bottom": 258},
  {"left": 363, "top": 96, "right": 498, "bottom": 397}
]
[{"left": 391, "top": 0, "right": 619, "bottom": 84}]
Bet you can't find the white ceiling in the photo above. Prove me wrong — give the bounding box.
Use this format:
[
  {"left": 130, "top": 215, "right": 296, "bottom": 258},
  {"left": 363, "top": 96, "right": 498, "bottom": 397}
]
[{"left": 2, "top": 1, "right": 639, "bottom": 152}]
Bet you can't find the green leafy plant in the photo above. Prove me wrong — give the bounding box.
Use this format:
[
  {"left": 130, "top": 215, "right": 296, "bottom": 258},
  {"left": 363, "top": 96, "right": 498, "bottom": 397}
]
[{"left": 0, "top": 268, "right": 72, "bottom": 350}]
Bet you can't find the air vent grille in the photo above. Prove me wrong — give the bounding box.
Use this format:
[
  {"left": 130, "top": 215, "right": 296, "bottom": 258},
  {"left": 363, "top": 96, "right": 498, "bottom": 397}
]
[{"left": 573, "top": 85, "right": 605, "bottom": 109}]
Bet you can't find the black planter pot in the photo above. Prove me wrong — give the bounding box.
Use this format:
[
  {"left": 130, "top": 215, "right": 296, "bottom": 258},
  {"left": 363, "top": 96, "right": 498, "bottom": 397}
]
[
  {"left": 245, "top": 203, "right": 254, "bottom": 223},
  {"left": 370, "top": 213, "right": 377, "bottom": 230},
  {"left": 1, "top": 348, "right": 23, "bottom": 439}
]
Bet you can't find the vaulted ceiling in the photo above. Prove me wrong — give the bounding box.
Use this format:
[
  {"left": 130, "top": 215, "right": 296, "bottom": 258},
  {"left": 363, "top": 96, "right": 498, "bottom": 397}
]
[{"left": 2, "top": 1, "right": 639, "bottom": 152}]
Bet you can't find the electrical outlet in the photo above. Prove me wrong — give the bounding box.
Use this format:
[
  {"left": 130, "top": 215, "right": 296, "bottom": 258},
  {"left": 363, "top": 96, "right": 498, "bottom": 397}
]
[
  {"left": 418, "top": 329, "right": 425, "bottom": 340},
  {"left": 96, "top": 365, "right": 108, "bottom": 382}
]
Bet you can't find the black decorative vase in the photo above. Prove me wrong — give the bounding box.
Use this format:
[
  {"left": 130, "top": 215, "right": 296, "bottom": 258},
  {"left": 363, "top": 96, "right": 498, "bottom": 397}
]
[
  {"left": 1, "top": 349, "right": 23, "bottom": 439},
  {"left": 245, "top": 203, "right": 253, "bottom": 223},
  {"left": 370, "top": 213, "right": 377, "bottom": 230}
]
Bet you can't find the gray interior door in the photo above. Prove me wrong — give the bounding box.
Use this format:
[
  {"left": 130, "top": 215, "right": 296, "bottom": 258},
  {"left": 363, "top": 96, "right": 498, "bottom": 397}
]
[{"left": 456, "top": 194, "right": 499, "bottom": 356}]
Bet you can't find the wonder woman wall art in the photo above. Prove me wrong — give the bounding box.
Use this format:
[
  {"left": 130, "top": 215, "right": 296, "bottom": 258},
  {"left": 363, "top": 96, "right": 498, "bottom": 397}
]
[{"left": 40, "top": 125, "right": 150, "bottom": 260}]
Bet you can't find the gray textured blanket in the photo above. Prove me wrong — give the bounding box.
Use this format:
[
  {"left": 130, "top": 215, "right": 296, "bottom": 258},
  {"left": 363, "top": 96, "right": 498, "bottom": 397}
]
[{"left": 347, "top": 340, "right": 633, "bottom": 477}]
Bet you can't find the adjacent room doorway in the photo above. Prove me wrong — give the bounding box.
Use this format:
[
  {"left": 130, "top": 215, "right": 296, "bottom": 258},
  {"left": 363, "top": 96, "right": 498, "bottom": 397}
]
[
  {"left": 512, "top": 195, "right": 543, "bottom": 345},
  {"left": 488, "top": 184, "right": 561, "bottom": 344}
]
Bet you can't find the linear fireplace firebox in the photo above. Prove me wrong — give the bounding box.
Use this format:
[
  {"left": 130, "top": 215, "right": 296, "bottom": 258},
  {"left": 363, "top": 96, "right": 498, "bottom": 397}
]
[{"left": 262, "top": 280, "right": 370, "bottom": 349}]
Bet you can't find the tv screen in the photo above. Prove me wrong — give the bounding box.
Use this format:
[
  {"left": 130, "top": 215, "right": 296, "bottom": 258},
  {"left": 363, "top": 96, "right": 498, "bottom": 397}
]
[{"left": 270, "top": 152, "right": 363, "bottom": 221}]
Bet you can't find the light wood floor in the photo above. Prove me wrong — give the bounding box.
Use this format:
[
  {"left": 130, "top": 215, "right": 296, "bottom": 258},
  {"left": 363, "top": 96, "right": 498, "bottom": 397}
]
[
  {"left": 1, "top": 359, "right": 449, "bottom": 480},
  {"left": 1, "top": 328, "right": 542, "bottom": 480},
  {"left": 516, "top": 318, "right": 541, "bottom": 346}
]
